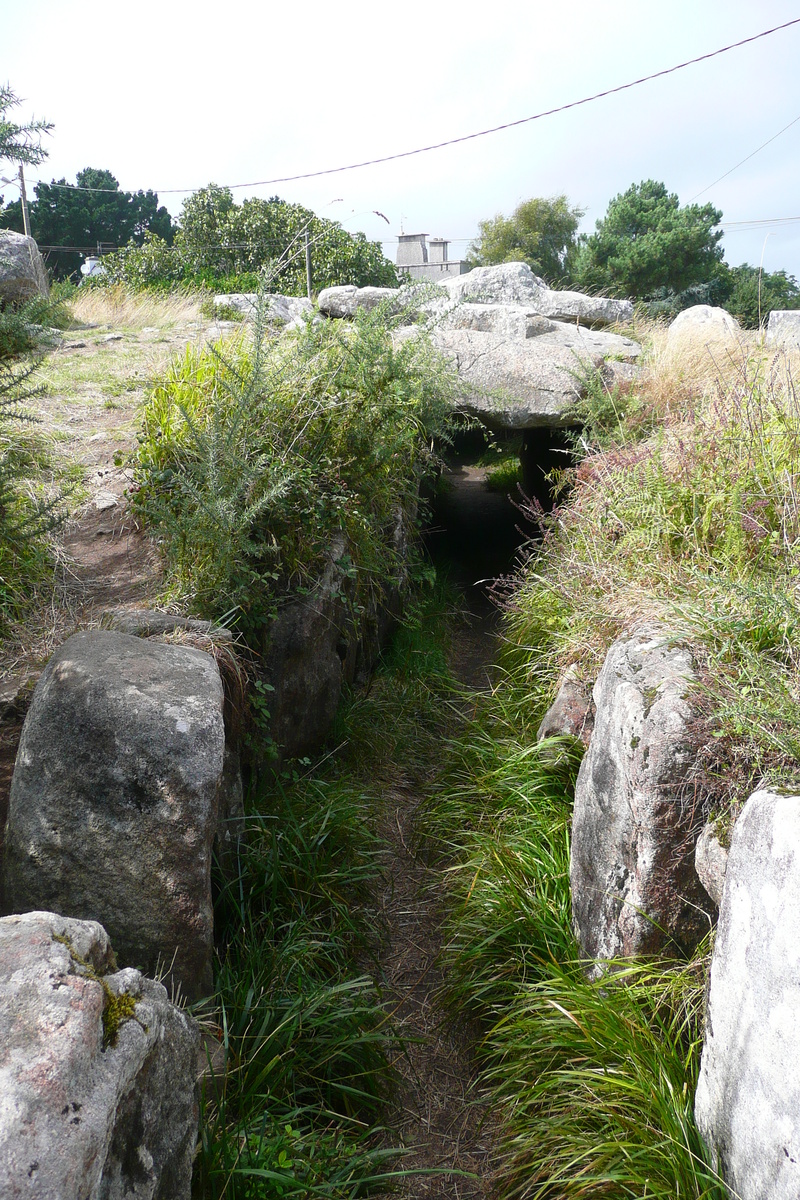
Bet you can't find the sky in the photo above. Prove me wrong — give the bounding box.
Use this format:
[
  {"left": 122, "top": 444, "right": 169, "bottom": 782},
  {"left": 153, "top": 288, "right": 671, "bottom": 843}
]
[{"left": 4, "top": 0, "right": 800, "bottom": 278}]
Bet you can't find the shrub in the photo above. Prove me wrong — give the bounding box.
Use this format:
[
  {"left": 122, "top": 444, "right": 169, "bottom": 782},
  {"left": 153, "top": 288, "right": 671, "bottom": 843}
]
[
  {"left": 0, "top": 354, "right": 65, "bottom": 628},
  {"left": 102, "top": 188, "right": 398, "bottom": 295},
  {"left": 134, "top": 296, "right": 456, "bottom": 633}
]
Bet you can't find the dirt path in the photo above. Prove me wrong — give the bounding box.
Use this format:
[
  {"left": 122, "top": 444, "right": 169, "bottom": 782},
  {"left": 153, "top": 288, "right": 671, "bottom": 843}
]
[
  {"left": 372, "top": 465, "right": 524, "bottom": 1198},
  {"left": 375, "top": 767, "right": 496, "bottom": 1199}
]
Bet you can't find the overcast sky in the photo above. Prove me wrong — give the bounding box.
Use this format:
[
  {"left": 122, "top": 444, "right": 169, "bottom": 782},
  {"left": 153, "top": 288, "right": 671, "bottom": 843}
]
[{"left": 5, "top": 0, "right": 800, "bottom": 279}]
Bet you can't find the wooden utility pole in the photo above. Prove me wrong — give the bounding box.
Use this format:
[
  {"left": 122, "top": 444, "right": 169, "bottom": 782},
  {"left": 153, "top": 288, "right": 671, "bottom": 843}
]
[
  {"left": 304, "top": 230, "right": 313, "bottom": 300},
  {"left": 18, "top": 165, "right": 31, "bottom": 238}
]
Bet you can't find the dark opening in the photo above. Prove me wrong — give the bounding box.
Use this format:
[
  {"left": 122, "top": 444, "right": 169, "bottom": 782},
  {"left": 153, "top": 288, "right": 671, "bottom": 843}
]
[{"left": 424, "top": 424, "right": 572, "bottom": 610}]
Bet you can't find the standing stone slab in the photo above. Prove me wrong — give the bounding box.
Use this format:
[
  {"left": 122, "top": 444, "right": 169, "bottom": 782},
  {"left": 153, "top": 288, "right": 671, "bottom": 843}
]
[
  {"left": 570, "top": 627, "right": 711, "bottom": 967},
  {"left": 3, "top": 630, "right": 226, "bottom": 1000},
  {"left": 0, "top": 910, "right": 199, "bottom": 1200},
  {"left": 696, "top": 790, "right": 800, "bottom": 1200}
]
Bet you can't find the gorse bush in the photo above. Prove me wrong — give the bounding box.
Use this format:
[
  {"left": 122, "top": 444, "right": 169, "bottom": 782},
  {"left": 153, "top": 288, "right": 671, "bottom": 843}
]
[
  {"left": 0, "top": 354, "right": 65, "bottom": 629},
  {"left": 135, "top": 296, "right": 457, "bottom": 632}
]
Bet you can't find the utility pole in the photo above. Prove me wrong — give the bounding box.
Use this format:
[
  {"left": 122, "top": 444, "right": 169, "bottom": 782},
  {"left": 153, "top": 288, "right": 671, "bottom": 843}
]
[
  {"left": 304, "top": 230, "right": 313, "bottom": 301},
  {"left": 18, "top": 165, "right": 31, "bottom": 238}
]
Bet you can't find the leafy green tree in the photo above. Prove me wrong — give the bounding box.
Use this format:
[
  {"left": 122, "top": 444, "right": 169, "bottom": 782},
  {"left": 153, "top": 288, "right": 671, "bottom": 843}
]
[
  {"left": 575, "top": 180, "right": 724, "bottom": 299},
  {"left": 468, "top": 195, "right": 584, "bottom": 284},
  {"left": 0, "top": 168, "right": 176, "bottom": 279},
  {"left": 724, "top": 263, "right": 800, "bottom": 329},
  {"left": 103, "top": 185, "right": 398, "bottom": 294},
  {"left": 0, "top": 84, "right": 52, "bottom": 167}
]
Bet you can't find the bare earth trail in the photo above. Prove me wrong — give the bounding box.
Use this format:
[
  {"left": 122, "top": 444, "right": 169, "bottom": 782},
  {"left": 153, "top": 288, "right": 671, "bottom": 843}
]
[{"left": 372, "top": 467, "right": 527, "bottom": 1198}]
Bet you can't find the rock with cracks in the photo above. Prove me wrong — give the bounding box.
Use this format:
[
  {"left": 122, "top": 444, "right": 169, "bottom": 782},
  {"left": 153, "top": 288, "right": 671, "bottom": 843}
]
[
  {"left": 439, "top": 262, "right": 633, "bottom": 326},
  {"left": 696, "top": 789, "right": 800, "bottom": 1200},
  {"left": 570, "top": 627, "right": 711, "bottom": 969},
  {"left": 3, "top": 630, "right": 226, "bottom": 1001},
  {"left": 214, "top": 291, "right": 313, "bottom": 328},
  {"left": 0, "top": 910, "right": 199, "bottom": 1200},
  {"left": 317, "top": 284, "right": 401, "bottom": 318},
  {"left": 0, "top": 230, "right": 49, "bottom": 305},
  {"left": 424, "top": 322, "right": 640, "bottom": 431}
]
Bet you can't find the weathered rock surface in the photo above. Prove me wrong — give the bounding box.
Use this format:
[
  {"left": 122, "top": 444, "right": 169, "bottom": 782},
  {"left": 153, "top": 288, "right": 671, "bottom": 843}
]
[
  {"left": 766, "top": 309, "right": 800, "bottom": 346},
  {"left": 537, "top": 665, "right": 595, "bottom": 745},
  {"left": 570, "top": 627, "right": 711, "bottom": 967},
  {"left": 444, "top": 302, "right": 559, "bottom": 340},
  {"left": 694, "top": 820, "right": 729, "bottom": 908},
  {"left": 3, "top": 630, "right": 226, "bottom": 1000},
  {"left": 667, "top": 305, "right": 740, "bottom": 340},
  {"left": 695, "top": 790, "right": 800, "bottom": 1200},
  {"left": 0, "top": 910, "right": 199, "bottom": 1200},
  {"left": 317, "top": 284, "right": 401, "bottom": 318},
  {"left": 439, "top": 263, "right": 633, "bottom": 326},
  {"left": 0, "top": 230, "right": 49, "bottom": 304},
  {"left": 214, "top": 291, "right": 313, "bottom": 327},
  {"left": 101, "top": 606, "right": 234, "bottom": 641},
  {"left": 262, "top": 538, "right": 399, "bottom": 763},
  {"left": 422, "top": 323, "right": 641, "bottom": 430},
  {"left": 534, "top": 287, "right": 634, "bottom": 327}
]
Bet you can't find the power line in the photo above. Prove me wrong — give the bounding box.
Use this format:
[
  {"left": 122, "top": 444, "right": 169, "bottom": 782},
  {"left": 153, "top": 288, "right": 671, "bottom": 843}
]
[
  {"left": 26, "top": 16, "right": 800, "bottom": 199},
  {"left": 691, "top": 111, "right": 800, "bottom": 201}
]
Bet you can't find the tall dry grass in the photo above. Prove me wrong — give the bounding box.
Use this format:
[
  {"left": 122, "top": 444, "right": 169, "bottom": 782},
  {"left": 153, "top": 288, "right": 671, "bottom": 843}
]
[{"left": 69, "top": 283, "right": 203, "bottom": 330}]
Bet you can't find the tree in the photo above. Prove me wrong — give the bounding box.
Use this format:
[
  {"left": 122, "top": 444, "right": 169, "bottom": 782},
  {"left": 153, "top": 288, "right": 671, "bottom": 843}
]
[
  {"left": 468, "top": 195, "right": 584, "bottom": 284},
  {"left": 724, "top": 263, "right": 800, "bottom": 329},
  {"left": 0, "top": 85, "right": 52, "bottom": 167},
  {"left": 102, "top": 185, "right": 398, "bottom": 294},
  {"left": 0, "top": 168, "right": 176, "bottom": 279},
  {"left": 575, "top": 180, "right": 724, "bottom": 299}
]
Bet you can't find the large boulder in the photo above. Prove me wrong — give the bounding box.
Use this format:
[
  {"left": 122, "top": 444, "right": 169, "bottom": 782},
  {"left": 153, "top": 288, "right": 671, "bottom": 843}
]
[
  {"left": 695, "top": 790, "right": 800, "bottom": 1200},
  {"left": 317, "top": 284, "right": 401, "bottom": 318},
  {"left": 420, "top": 323, "right": 640, "bottom": 431},
  {"left": 439, "top": 262, "right": 547, "bottom": 306},
  {"left": 0, "top": 910, "right": 198, "bottom": 1200},
  {"left": 0, "top": 230, "right": 49, "bottom": 305},
  {"left": 570, "top": 627, "right": 711, "bottom": 968},
  {"left": 766, "top": 310, "right": 800, "bottom": 347},
  {"left": 3, "top": 630, "right": 226, "bottom": 1000},
  {"left": 214, "top": 291, "right": 313, "bottom": 328},
  {"left": 439, "top": 263, "right": 633, "bottom": 326},
  {"left": 667, "top": 305, "right": 740, "bottom": 341}
]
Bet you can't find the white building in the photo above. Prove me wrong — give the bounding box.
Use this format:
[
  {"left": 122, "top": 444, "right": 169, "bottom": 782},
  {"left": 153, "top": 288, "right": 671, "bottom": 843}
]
[{"left": 396, "top": 233, "right": 468, "bottom": 281}]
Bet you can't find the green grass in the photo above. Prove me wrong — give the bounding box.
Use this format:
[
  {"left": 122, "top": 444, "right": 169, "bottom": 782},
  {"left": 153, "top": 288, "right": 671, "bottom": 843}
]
[
  {"left": 195, "top": 772, "right": 396, "bottom": 1199},
  {"left": 194, "top": 581, "right": 462, "bottom": 1199}
]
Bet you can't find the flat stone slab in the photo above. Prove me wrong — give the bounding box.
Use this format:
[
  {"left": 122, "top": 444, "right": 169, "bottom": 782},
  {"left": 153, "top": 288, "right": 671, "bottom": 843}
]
[{"left": 420, "top": 323, "right": 640, "bottom": 430}]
